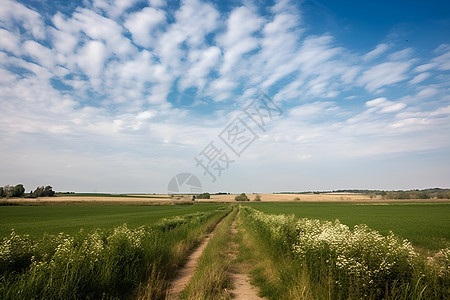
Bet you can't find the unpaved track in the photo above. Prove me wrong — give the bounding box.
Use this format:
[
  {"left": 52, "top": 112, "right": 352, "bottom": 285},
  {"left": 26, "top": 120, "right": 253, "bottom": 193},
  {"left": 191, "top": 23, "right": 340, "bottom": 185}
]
[
  {"left": 166, "top": 209, "right": 263, "bottom": 299},
  {"left": 166, "top": 216, "right": 226, "bottom": 299},
  {"left": 228, "top": 216, "right": 264, "bottom": 300}
]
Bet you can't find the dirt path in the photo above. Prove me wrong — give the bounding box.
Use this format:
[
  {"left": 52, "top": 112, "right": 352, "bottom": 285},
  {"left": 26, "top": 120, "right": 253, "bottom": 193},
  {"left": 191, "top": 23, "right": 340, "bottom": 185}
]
[
  {"left": 228, "top": 217, "right": 264, "bottom": 300},
  {"left": 166, "top": 217, "right": 225, "bottom": 299},
  {"left": 166, "top": 210, "right": 263, "bottom": 299}
]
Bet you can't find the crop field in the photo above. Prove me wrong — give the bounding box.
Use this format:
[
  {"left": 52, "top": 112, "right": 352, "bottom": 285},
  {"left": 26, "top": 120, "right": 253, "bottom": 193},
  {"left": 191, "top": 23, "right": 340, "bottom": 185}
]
[
  {"left": 0, "top": 201, "right": 449, "bottom": 299},
  {"left": 0, "top": 203, "right": 226, "bottom": 237},
  {"left": 244, "top": 202, "right": 450, "bottom": 250}
]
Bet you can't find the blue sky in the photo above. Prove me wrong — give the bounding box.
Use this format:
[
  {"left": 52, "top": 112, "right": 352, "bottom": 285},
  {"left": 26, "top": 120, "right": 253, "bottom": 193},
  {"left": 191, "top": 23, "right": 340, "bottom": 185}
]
[{"left": 0, "top": 0, "right": 449, "bottom": 193}]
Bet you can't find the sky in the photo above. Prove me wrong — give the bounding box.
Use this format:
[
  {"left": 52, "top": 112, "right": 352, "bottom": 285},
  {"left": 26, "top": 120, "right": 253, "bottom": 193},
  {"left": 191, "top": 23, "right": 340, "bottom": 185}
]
[{"left": 0, "top": 0, "right": 449, "bottom": 194}]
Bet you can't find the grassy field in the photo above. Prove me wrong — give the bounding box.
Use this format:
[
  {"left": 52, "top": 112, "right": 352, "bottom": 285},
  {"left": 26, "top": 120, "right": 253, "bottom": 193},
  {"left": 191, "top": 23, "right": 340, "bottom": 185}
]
[
  {"left": 244, "top": 202, "right": 450, "bottom": 250},
  {"left": 239, "top": 206, "right": 449, "bottom": 299},
  {"left": 0, "top": 203, "right": 226, "bottom": 238},
  {"left": 0, "top": 204, "right": 232, "bottom": 299},
  {"left": 1, "top": 201, "right": 448, "bottom": 299}
]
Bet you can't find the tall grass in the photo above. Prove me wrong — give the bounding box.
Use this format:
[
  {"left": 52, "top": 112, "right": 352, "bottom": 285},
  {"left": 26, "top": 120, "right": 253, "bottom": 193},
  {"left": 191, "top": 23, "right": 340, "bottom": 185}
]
[
  {"left": 0, "top": 206, "right": 231, "bottom": 299},
  {"left": 240, "top": 206, "right": 449, "bottom": 299}
]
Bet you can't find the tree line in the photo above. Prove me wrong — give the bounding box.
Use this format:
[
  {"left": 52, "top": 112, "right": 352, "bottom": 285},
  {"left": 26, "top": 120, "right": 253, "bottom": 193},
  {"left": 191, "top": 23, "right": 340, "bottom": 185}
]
[
  {"left": 0, "top": 184, "right": 55, "bottom": 198},
  {"left": 276, "top": 188, "right": 450, "bottom": 199}
]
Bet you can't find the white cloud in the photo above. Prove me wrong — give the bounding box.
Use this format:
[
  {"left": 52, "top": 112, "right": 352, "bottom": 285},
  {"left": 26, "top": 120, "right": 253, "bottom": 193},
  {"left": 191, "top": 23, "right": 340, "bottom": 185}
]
[
  {"left": 76, "top": 40, "right": 108, "bottom": 79},
  {"left": 207, "top": 78, "right": 236, "bottom": 101},
  {"left": 409, "top": 72, "right": 430, "bottom": 84},
  {"left": 124, "top": 7, "right": 166, "bottom": 48},
  {"left": 66, "top": 8, "right": 135, "bottom": 58},
  {"left": 417, "top": 87, "right": 439, "bottom": 98},
  {"left": 432, "top": 50, "right": 450, "bottom": 71},
  {"left": 50, "top": 27, "right": 79, "bottom": 58},
  {"left": 363, "top": 43, "right": 389, "bottom": 61},
  {"left": 0, "top": 68, "right": 17, "bottom": 84},
  {"left": 365, "top": 97, "right": 406, "bottom": 113},
  {"left": 0, "top": 28, "right": 21, "bottom": 55},
  {"left": 218, "top": 6, "right": 262, "bottom": 74},
  {"left": 359, "top": 61, "right": 412, "bottom": 92},
  {"left": 366, "top": 97, "right": 387, "bottom": 107},
  {"left": 0, "top": 0, "right": 46, "bottom": 40},
  {"left": 154, "top": 0, "right": 219, "bottom": 70},
  {"left": 295, "top": 36, "right": 342, "bottom": 75},
  {"left": 0, "top": 0, "right": 449, "bottom": 192},
  {"left": 92, "top": 0, "right": 141, "bottom": 18},
  {"left": 414, "top": 63, "right": 435, "bottom": 72},
  {"left": 136, "top": 110, "right": 157, "bottom": 120},
  {"left": 388, "top": 48, "right": 413, "bottom": 61},
  {"left": 180, "top": 46, "right": 221, "bottom": 91},
  {"left": 22, "top": 40, "right": 55, "bottom": 69},
  {"left": 380, "top": 102, "right": 406, "bottom": 113}
]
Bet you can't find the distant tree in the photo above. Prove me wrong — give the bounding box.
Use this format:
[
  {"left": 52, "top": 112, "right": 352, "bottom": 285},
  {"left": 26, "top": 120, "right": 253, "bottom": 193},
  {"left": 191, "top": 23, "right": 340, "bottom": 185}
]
[
  {"left": 32, "top": 186, "right": 55, "bottom": 197},
  {"left": 253, "top": 194, "right": 261, "bottom": 201},
  {"left": 33, "top": 186, "right": 44, "bottom": 197},
  {"left": 192, "top": 195, "right": 196, "bottom": 201},
  {"left": 0, "top": 187, "right": 4, "bottom": 198},
  {"left": 196, "top": 193, "right": 211, "bottom": 199},
  {"left": 12, "top": 184, "right": 25, "bottom": 197},
  {"left": 235, "top": 193, "right": 249, "bottom": 201},
  {"left": 3, "top": 185, "right": 13, "bottom": 197},
  {"left": 44, "top": 186, "right": 55, "bottom": 197}
]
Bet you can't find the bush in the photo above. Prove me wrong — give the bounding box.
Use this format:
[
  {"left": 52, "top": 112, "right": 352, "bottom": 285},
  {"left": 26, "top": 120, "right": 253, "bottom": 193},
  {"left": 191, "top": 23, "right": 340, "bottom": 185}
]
[
  {"left": 235, "top": 193, "right": 249, "bottom": 201},
  {"left": 254, "top": 194, "right": 262, "bottom": 201},
  {"left": 32, "top": 186, "right": 55, "bottom": 197},
  {"left": 196, "top": 193, "right": 211, "bottom": 199}
]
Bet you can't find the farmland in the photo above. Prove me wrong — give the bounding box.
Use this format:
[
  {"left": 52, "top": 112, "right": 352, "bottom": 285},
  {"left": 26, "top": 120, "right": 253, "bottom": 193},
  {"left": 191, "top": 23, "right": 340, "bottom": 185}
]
[
  {"left": 244, "top": 202, "right": 450, "bottom": 250},
  {"left": 0, "top": 203, "right": 226, "bottom": 237},
  {"left": 0, "top": 200, "right": 449, "bottom": 299}
]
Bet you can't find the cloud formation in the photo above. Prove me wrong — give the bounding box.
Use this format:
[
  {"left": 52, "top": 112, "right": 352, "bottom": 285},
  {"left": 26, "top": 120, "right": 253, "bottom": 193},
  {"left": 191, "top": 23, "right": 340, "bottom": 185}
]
[{"left": 0, "top": 0, "right": 449, "bottom": 192}]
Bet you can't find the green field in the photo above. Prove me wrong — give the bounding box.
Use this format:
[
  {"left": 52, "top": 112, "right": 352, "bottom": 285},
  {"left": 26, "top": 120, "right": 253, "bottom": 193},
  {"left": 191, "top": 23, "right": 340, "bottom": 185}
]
[
  {"left": 1, "top": 202, "right": 448, "bottom": 299},
  {"left": 245, "top": 202, "right": 450, "bottom": 250},
  {"left": 2, "top": 202, "right": 448, "bottom": 250},
  {"left": 0, "top": 203, "right": 226, "bottom": 238}
]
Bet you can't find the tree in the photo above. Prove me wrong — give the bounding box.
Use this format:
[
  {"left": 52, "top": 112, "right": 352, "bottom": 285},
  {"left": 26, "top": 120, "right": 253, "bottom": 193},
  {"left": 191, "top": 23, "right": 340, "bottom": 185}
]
[
  {"left": 0, "top": 187, "right": 4, "bottom": 198},
  {"left": 253, "top": 194, "right": 261, "bottom": 201},
  {"left": 3, "top": 185, "right": 13, "bottom": 197},
  {"left": 235, "top": 193, "right": 249, "bottom": 201},
  {"left": 33, "top": 186, "right": 44, "bottom": 197},
  {"left": 32, "top": 186, "right": 55, "bottom": 197},
  {"left": 196, "top": 193, "right": 211, "bottom": 199},
  {"left": 12, "top": 184, "right": 25, "bottom": 198},
  {"left": 44, "top": 186, "right": 55, "bottom": 197}
]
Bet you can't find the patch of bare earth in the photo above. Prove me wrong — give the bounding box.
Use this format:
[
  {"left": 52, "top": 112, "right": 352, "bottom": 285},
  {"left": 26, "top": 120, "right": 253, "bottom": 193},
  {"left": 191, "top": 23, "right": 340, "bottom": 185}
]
[{"left": 228, "top": 217, "right": 264, "bottom": 300}]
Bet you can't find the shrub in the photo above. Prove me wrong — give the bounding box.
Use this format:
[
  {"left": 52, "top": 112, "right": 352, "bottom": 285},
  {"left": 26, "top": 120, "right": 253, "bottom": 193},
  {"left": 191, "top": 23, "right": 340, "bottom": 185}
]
[
  {"left": 235, "top": 193, "right": 249, "bottom": 201},
  {"left": 196, "top": 193, "right": 211, "bottom": 199},
  {"left": 254, "top": 194, "right": 262, "bottom": 201}
]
